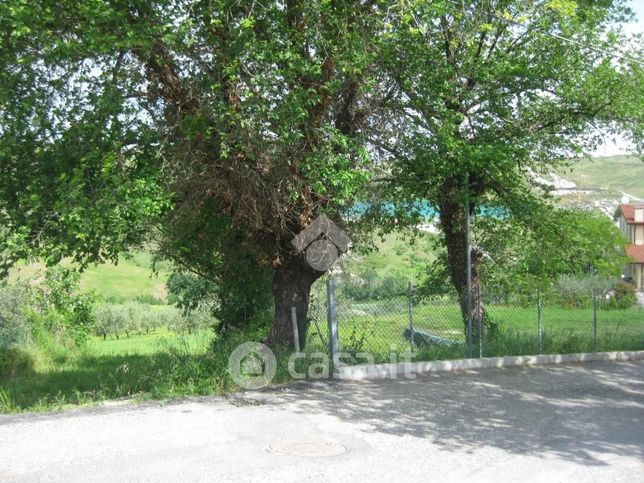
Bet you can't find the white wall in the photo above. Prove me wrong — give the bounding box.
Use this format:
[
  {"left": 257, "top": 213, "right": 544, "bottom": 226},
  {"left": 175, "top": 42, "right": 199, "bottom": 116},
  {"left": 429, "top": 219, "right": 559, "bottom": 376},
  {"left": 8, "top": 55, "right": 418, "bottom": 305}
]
[{"left": 636, "top": 225, "right": 644, "bottom": 245}]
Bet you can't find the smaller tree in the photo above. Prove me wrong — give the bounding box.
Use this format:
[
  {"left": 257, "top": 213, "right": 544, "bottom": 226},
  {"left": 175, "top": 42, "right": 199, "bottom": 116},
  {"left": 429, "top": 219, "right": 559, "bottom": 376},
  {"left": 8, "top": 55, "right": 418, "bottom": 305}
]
[
  {"left": 456, "top": 207, "right": 627, "bottom": 305},
  {"left": 33, "top": 267, "right": 96, "bottom": 345}
]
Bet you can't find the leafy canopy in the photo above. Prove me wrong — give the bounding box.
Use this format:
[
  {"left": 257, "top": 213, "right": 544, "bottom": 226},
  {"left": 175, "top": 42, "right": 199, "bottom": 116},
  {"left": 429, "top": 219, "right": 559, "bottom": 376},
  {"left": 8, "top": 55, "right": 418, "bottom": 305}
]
[{"left": 0, "top": 0, "right": 379, "bottom": 279}]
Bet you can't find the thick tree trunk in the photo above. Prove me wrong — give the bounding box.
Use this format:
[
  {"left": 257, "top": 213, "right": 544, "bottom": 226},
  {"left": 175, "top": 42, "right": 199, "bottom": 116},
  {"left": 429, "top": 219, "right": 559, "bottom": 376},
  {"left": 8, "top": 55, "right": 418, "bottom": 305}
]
[
  {"left": 266, "top": 254, "right": 323, "bottom": 348},
  {"left": 438, "top": 180, "right": 486, "bottom": 339}
]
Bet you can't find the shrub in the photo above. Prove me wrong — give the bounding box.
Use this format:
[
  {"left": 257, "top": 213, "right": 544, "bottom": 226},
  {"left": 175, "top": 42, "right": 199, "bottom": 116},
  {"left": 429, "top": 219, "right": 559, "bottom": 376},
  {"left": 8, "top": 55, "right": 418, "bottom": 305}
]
[
  {"left": 611, "top": 280, "right": 637, "bottom": 309},
  {"left": 165, "top": 308, "right": 215, "bottom": 334},
  {"left": 33, "top": 267, "right": 97, "bottom": 345},
  {"left": 0, "top": 346, "right": 35, "bottom": 380},
  {"left": 135, "top": 294, "right": 166, "bottom": 305},
  {"left": 0, "top": 283, "right": 30, "bottom": 349},
  {"left": 342, "top": 270, "right": 407, "bottom": 301},
  {"left": 554, "top": 274, "right": 612, "bottom": 308}
]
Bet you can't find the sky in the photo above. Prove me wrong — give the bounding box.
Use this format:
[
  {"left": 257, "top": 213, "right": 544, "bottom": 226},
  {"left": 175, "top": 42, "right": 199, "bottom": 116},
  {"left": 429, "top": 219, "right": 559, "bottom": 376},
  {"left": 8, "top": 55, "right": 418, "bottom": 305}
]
[
  {"left": 592, "top": 0, "right": 643, "bottom": 156},
  {"left": 623, "top": 0, "right": 644, "bottom": 35}
]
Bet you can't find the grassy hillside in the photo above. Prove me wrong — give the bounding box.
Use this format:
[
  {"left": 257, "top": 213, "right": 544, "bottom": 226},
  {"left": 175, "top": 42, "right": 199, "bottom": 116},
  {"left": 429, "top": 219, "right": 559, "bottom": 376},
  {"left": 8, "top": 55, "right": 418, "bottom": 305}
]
[
  {"left": 558, "top": 155, "right": 644, "bottom": 199},
  {"left": 8, "top": 253, "right": 170, "bottom": 303},
  {"left": 341, "top": 232, "right": 437, "bottom": 283}
]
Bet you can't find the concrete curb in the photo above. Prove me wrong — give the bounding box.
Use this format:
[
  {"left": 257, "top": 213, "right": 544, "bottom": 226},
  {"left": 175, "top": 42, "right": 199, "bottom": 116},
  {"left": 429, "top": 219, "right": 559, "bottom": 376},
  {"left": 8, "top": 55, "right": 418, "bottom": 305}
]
[{"left": 334, "top": 350, "right": 644, "bottom": 381}]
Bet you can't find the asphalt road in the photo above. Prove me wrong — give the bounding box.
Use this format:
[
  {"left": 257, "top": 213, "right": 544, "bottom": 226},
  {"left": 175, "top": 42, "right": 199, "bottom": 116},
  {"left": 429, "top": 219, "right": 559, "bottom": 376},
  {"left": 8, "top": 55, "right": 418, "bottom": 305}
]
[{"left": 1, "top": 360, "right": 643, "bottom": 482}]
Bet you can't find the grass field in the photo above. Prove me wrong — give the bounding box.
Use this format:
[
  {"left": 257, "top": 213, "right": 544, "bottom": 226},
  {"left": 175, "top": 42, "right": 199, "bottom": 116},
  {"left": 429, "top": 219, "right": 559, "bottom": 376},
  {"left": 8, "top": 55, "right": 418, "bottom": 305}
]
[
  {"left": 8, "top": 252, "right": 170, "bottom": 303},
  {"left": 1, "top": 329, "right": 214, "bottom": 412},
  {"left": 332, "top": 300, "right": 644, "bottom": 363},
  {"left": 2, "top": 299, "right": 642, "bottom": 412},
  {"left": 557, "top": 155, "right": 644, "bottom": 199}
]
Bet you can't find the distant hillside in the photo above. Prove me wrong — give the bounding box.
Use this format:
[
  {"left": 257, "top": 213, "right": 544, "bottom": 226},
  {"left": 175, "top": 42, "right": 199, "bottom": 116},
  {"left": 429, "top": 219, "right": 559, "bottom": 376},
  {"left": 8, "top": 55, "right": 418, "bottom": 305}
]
[
  {"left": 340, "top": 233, "right": 437, "bottom": 282},
  {"left": 557, "top": 155, "right": 644, "bottom": 199},
  {"left": 8, "top": 253, "right": 170, "bottom": 303}
]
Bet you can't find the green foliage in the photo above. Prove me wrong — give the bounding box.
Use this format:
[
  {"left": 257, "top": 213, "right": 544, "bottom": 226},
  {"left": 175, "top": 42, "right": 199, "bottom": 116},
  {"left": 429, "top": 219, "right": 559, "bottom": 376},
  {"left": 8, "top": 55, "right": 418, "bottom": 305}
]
[
  {"left": 611, "top": 280, "right": 637, "bottom": 309},
  {"left": 0, "top": 0, "right": 381, "bottom": 343},
  {"left": 342, "top": 268, "right": 407, "bottom": 301},
  {"left": 33, "top": 267, "right": 97, "bottom": 345},
  {"left": 460, "top": 207, "right": 629, "bottom": 302},
  {"left": 165, "top": 308, "right": 216, "bottom": 335},
  {"left": 0, "top": 268, "right": 100, "bottom": 385},
  {"left": 135, "top": 294, "right": 166, "bottom": 305},
  {"left": 0, "top": 282, "right": 30, "bottom": 349},
  {"left": 1, "top": 267, "right": 96, "bottom": 350},
  {"left": 94, "top": 302, "right": 216, "bottom": 340},
  {"left": 166, "top": 262, "right": 274, "bottom": 336},
  {"left": 1, "top": 0, "right": 641, "bottom": 348},
  {"left": 554, "top": 274, "right": 610, "bottom": 308},
  {"left": 370, "top": 0, "right": 642, "bottom": 306},
  {"left": 0, "top": 346, "right": 35, "bottom": 380},
  {"left": 167, "top": 272, "right": 217, "bottom": 312}
]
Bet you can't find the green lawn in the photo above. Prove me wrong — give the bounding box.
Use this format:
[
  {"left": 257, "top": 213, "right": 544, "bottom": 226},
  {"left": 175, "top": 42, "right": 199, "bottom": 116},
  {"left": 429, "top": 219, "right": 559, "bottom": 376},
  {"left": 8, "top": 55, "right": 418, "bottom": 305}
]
[
  {"left": 87, "top": 328, "right": 211, "bottom": 356},
  {"left": 3, "top": 302, "right": 642, "bottom": 412},
  {"left": 0, "top": 329, "right": 213, "bottom": 412},
  {"left": 336, "top": 300, "right": 644, "bottom": 362}
]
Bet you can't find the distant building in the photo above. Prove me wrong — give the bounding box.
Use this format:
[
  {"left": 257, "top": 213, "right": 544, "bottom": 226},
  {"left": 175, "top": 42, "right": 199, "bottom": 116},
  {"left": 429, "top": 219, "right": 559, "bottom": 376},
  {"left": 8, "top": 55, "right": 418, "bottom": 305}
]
[{"left": 614, "top": 204, "right": 644, "bottom": 290}]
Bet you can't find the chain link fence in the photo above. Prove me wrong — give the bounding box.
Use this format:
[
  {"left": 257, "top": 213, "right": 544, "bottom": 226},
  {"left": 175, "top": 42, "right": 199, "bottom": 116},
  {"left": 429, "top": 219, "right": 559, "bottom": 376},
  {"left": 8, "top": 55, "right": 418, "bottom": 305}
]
[{"left": 323, "top": 278, "right": 644, "bottom": 365}]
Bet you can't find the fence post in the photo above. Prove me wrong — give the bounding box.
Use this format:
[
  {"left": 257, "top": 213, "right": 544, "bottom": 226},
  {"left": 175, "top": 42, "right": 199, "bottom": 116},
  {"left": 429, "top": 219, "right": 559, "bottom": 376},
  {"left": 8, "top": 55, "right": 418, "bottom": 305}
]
[
  {"left": 537, "top": 289, "right": 543, "bottom": 355},
  {"left": 290, "top": 306, "right": 300, "bottom": 353},
  {"left": 408, "top": 281, "right": 414, "bottom": 351},
  {"left": 593, "top": 287, "right": 598, "bottom": 352},
  {"left": 326, "top": 278, "right": 339, "bottom": 366},
  {"left": 478, "top": 284, "right": 483, "bottom": 358},
  {"left": 466, "top": 196, "right": 473, "bottom": 358}
]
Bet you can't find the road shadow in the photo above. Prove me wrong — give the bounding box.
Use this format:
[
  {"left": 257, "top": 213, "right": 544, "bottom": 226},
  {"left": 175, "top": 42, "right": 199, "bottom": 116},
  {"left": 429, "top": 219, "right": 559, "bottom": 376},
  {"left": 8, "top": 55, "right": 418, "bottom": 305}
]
[{"left": 260, "top": 361, "right": 644, "bottom": 466}]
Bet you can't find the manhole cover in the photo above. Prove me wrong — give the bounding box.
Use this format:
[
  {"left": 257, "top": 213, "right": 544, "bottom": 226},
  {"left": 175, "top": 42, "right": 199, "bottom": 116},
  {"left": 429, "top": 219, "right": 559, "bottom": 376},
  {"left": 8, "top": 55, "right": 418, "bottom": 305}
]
[{"left": 267, "top": 438, "right": 347, "bottom": 457}]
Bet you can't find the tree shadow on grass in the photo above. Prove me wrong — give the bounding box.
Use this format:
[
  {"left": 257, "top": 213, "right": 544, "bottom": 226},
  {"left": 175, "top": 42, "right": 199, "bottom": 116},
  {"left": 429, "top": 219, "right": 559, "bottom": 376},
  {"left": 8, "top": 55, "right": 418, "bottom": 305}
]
[
  {"left": 261, "top": 361, "right": 644, "bottom": 466},
  {"left": 0, "top": 351, "right": 214, "bottom": 411}
]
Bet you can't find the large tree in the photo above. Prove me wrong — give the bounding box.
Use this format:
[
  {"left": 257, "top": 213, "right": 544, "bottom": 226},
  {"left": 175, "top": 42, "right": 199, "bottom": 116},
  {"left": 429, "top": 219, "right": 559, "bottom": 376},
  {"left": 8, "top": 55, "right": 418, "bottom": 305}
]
[
  {"left": 0, "top": 0, "right": 380, "bottom": 347},
  {"left": 370, "top": 0, "right": 642, "bottom": 334}
]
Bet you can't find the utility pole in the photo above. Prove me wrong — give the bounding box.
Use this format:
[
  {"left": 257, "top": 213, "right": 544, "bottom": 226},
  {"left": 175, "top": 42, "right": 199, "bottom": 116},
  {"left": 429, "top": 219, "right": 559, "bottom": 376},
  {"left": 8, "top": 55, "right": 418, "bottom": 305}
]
[{"left": 466, "top": 173, "right": 473, "bottom": 358}]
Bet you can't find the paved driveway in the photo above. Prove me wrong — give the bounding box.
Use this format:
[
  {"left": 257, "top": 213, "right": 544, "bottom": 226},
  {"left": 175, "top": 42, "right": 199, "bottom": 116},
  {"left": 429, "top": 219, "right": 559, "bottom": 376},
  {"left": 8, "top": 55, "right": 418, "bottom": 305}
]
[{"left": 1, "top": 360, "right": 643, "bottom": 482}]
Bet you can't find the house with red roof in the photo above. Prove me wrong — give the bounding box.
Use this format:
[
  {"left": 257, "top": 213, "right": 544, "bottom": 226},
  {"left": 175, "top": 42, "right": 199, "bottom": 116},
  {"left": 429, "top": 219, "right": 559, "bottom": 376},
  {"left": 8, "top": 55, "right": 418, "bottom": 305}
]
[{"left": 615, "top": 203, "right": 644, "bottom": 290}]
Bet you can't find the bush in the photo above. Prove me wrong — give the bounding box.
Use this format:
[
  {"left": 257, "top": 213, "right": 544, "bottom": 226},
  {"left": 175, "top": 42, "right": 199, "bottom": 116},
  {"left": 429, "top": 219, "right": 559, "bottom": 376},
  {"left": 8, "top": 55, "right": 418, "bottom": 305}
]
[
  {"left": 0, "top": 346, "right": 35, "bottom": 380},
  {"left": 32, "top": 267, "right": 97, "bottom": 345},
  {"left": 611, "top": 280, "right": 637, "bottom": 309},
  {"left": 165, "top": 308, "right": 215, "bottom": 335},
  {"left": 0, "top": 283, "right": 30, "bottom": 349},
  {"left": 554, "top": 274, "right": 613, "bottom": 308},
  {"left": 342, "top": 270, "right": 407, "bottom": 301},
  {"left": 135, "top": 294, "right": 166, "bottom": 305}
]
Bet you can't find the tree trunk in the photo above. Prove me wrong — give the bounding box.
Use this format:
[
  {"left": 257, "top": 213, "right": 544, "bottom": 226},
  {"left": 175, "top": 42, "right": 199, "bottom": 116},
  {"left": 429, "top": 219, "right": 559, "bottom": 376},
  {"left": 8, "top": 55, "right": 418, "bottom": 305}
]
[
  {"left": 266, "top": 254, "right": 324, "bottom": 348},
  {"left": 438, "top": 180, "right": 486, "bottom": 339}
]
